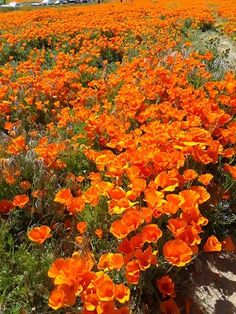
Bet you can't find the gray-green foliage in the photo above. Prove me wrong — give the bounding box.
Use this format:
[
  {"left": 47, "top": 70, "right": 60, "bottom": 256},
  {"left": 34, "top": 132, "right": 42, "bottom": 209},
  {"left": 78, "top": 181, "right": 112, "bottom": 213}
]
[{"left": 0, "top": 219, "right": 55, "bottom": 314}]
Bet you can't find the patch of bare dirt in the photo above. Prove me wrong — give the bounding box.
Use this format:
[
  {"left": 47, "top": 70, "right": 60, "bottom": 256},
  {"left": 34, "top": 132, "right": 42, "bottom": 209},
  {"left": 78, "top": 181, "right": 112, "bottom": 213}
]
[
  {"left": 217, "top": 36, "right": 236, "bottom": 69},
  {"left": 198, "top": 30, "right": 236, "bottom": 70}
]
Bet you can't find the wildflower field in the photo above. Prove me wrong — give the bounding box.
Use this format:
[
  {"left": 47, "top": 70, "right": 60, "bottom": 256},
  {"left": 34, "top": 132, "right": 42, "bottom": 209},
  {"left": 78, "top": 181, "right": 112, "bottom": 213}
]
[{"left": 0, "top": 0, "right": 235, "bottom": 313}]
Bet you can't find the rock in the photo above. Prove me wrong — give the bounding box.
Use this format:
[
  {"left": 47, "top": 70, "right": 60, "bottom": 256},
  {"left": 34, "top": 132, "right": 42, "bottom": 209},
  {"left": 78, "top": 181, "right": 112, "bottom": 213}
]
[{"left": 177, "top": 252, "right": 236, "bottom": 314}]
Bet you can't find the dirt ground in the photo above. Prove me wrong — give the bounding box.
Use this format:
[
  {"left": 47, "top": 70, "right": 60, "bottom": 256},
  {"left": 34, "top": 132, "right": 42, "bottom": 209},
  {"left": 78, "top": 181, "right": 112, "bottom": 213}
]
[
  {"left": 218, "top": 36, "right": 236, "bottom": 68},
  {"left": 198, "top": 30, "right": 236, "bottom": 70}
]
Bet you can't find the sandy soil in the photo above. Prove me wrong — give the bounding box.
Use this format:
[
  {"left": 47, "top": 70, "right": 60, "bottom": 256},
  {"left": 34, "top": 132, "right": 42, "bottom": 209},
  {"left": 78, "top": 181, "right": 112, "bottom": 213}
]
[{"left": 198, "top": 30, "right": 236, "bottom": 70}]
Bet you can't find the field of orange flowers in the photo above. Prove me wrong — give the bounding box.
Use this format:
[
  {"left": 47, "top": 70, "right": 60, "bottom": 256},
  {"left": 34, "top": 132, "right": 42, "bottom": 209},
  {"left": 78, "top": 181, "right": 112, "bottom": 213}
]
[{"left": 0, "top": 0, "right": 235, "bottom": 313}]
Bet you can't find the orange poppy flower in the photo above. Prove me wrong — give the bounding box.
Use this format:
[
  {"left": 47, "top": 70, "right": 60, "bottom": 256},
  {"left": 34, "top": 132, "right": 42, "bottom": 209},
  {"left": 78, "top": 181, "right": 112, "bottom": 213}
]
[
  {"left": 129, "top": 178, "right": 146, "bottom": 193},
  {"left": 73, "top": 175, "right": 83, "bottom": 183},
  {"left": 95, "top": 273, "right": 115, "bottom": 302},
  {"left": 163, "top": 194, "right": 185, "bottom": 215},
  {"left": 82, "top": 186, "right": 100, "bottom": 206},
  {"left": 12, "top": 194, "right": 29, "bottom": 208},
  {"left": 177, "top": 225, "right": 201, "bottom": 247},
  {"left": 77, "top": 221, "right": 87, "bottom": 234},
  {"left": 222, "top": 148, "right": 235, "bottom": 159},
  {"left": 27, "top": 225, "right": 52, "bottom": 244},
  {"left": 7, "top": 135, "right": 26, "bottom": 155},
  {"left": 183, "top": 169, "right": 198, "bottom": 181},
  {"left": 95, "top": 228, "right": 103, "bottom": 239},
  {"left": 20, "top": 180, "right": 31, "bottom": 191},
  {"left": 224, "top": 163, "right": 236, "bottom": 180},
  {"left": 198, "top": 173, "right": 213, "bottom": 185},
  {"left": 48, "top": 258, "right": 67, "bottom": 279},
  {"left": 140, "top": 207, "right": 153, "bottom": 223},
  {"left": 163, "top": 239, "right": 193, "bottom": 266},
  {"left": 54, "top": 189, "right": 73, "bottom": 206},
  {"left": 117, "top": 306, "right": 130, "bottom": 314},
  {"left": 49, "top": 288, "right": 64, "bottom": 310},
  {"left": 68, "top": 197, "right": 85, "bottom": 213},
  {"left": 115, "top": 284, "right": 130, "bottom": 303},
  {"left": 154, "top": 171, "right": 170, "bottom": 189},
  {"left": 160, "top": 298, "right": 180, "bottom": 314},
  {"left": 109, "top": 187, "right": 126, "bottom": 200},
  {"left": 97, "top": 300, "right": 120, "bottom": 314},
  {"left": 154, "top": 171, "right": 178, "bottom": 191},
  {"left": 157, "top": 275, "right": 175, "bottom": 298},
  {"left": 88, "top": 172, "right": 102, "bottom": 183},
  {"left": 130, "top": 234, "right": 144, "bottom": 249},
  {"left": 0, "top": 199, "right": 15, "bottom": 214},
  {"left": 96, "top": 181, "right": 114, "bottom": 196},
  {"left": 222, "top": 236, "right": 235, "bottom": 252},
  {"left": 167, "top": 218, "right": 187, "bottom": 237},
  {"left": 32, "top": 190, "right": 44, "bottom": 199},
  {"left": 181, "top": 206, "right": 208, "bottom": 227},
  {"left": 75, "top": 236, "right": 83, "bottom": 245},
  {"left": 110, "top": 220, "right": 130, "bottom": 239},
  {"left": 126, "top": 189, "right": 139, "bottom": 201},
  {"left": 4, "top": 121, "right": 15, "bottom": 131},
  {"left": 126, "top": 165, "right": 141, "bottom": 181},
  {"left": 98, "top": 253, "right": 124, "bottom": 271},
  {"left": 179, "top": 190, "right": 200, "bottom": 212},
  {"left": 203, "top": 235, "right": 222, "bottom": 252},
  {"left": 49, "top": 285, "right": 76, "bottom": 309},
  {"left": 135, "top": 245, "right": 157, "bottom": 270},
  {"left": 125, "top": 260, "right": 140, "bottom": 284},
  {"left": 191, "top": 186, "right": 210, "bottom": 204},
  {"left": 83, "top": 293, "right": 99, "bottom": 312},
  {"left": 118, "top": 238, "right": 133, "bottom": 254},
  {"left": 121, "top": 210, "right": 144, "bottom": 232},
  {"left": 108, "top": 197, "right": 132, "bottom": 215},
  {"left": 144, "top": 188, "right": 164, "bottom": 208},
  {"left": 141, "top": 224, "right": 162, "bottom": 243}
]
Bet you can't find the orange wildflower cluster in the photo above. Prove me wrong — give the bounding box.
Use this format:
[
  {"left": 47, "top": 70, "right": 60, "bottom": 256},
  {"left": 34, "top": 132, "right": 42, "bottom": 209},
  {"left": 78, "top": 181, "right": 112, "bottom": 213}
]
[
  {"left": 0, "top": 0, "right": 235, "bottom": 312},
  {"left": 48, "top": 253, "right": 130, "bottom": 313},
  {"left": 0, "top": 194, "right": 29, "bottom": 214}
]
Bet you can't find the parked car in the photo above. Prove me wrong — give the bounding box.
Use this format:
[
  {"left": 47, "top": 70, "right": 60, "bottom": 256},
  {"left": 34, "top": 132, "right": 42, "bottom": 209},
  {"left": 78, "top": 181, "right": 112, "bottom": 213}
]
[
  {"left": 41, "top": 0, "right": 54, "bottom": 5},
  {"left": 54, "top": 0, "right": 67, "bottom": 4},
  {"left": 1, "top": 2, "right": 23, "bottom": 7}
]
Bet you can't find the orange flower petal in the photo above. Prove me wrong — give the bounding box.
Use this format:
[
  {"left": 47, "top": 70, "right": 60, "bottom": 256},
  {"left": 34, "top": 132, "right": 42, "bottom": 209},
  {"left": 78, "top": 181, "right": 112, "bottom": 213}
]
[
  {"left": 13, "top": 194, "right": 29, "bottom": 208},
  {"left": 28, "top": 225, "right": 51, "bottom": 244}
]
